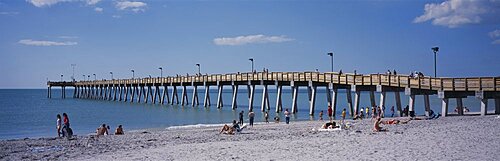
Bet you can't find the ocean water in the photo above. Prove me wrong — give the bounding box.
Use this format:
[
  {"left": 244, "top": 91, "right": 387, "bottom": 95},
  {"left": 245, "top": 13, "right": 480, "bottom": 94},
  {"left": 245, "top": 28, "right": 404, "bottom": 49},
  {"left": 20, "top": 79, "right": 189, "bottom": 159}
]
[{"left": 0, "top": 88, "right": 492, "bottom": 140}]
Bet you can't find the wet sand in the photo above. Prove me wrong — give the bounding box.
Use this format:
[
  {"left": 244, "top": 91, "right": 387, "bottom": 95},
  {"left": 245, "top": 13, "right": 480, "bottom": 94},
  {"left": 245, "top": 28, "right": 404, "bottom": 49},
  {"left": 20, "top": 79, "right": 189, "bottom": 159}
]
[{"left": 1, "top": 116, "right": 500, "bottom": 160}]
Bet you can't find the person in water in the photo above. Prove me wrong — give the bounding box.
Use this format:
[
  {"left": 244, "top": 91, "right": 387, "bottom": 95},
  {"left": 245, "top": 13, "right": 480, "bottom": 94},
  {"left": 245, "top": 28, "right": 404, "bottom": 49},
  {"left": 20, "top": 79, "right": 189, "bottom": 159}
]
[
  {"left": 56, "top": 114, "right": 62, "bottom": 137},
  {"left": 115, "top": 125, "right": 124, "bottom": 135}
]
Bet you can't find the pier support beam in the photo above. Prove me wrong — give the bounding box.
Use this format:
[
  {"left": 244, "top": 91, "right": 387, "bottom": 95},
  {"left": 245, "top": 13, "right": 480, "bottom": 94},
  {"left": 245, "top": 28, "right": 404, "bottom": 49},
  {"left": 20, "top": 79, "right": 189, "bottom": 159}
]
[
  {"left": 231, "top": 85, "right": 238, "bottom": 110},
  {"left": 261, "top": 85, "right": 270, "bottom": 112},
  {"left": 309, "top": 86, "right": 317, "bottom": 116},
  {"left": 369, "top": 90, "right": 376, "bottom": 107},
  {"left": 346, "top": 89, "right": 353, "bottom": 117},
  {"left": 161, "top": 85, "right": 169, "bottom": 104},
  {"left": 325, "top": 85, "right": 332, "bottom": 107},
  {"left": 138, "top": 86, "right": 144, "bottom": 103},
  {"left": 395, "top": 91, "right": 402, "bottom": 117},
  {"left": 144, "top": 86, "right": 151, "bottom": 103},
  {"left": 330, "top": 84, "right": 338, "bottom": 118},
  {"left": 291, "top": 86, "right": 299, "bottom": 113},
  {"left": 275, "top": 85, "right": 283, "bottom": 113},
  {"left": 124, "top": 85, "right": 129, "bottom": 102},
  {"left": 171, "top": 86, "right": 179, "bottom": 105},
  {"left": 353, "top": 90, "right": 361, "bottom": 116},
  {"left": 457, "top": 98, "right": 464, "bottom": 115},
  {"left": 131, "top": 86, "right": 136, "bottom": 103},
  {"left": 480, "top": 98, "right": 488, "bottom": 116},
  {"left": 181, "top": 86, "right": 188, "bottom": 106},
  {"left": 379, "top": 91, "right": 386, "bottom": 110},
  {"left": 204, "top": 86, "right": 211, "bottom": 107},
  {"left": 424, "top": 94, "right": 431, "bottom": 117},
  {"left": 496, "top": 98, "right": 500, "bottom": 115},
  {"left": 153, "top": 85, "right": 159, "bottom": 104},
  {"left": 217, "top": 85, "right": 223, "bottom": 108},
  {"left": 408, "top": 95, "right": 415, "bottom": 115},
  {"left": 248, "top": 85, "right": 255, "bottom": 112},
  {"left": 113, "top": 84, "right": 117, "bottom": 101},
  {"left": 47, "top": 86, "right": 52, "bottom": 98},
  {"left": 441, "top": 98, "right": 449, "bottom": 117},
  {"left": 192, "top": 86, "right": 199, "bottom": 107}
]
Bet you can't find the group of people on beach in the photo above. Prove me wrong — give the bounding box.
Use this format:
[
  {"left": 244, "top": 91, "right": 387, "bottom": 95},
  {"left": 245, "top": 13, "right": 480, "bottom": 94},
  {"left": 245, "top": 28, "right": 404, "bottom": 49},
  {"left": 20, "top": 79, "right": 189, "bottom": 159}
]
[
  {"left": 95, "top": 124, "right": 124, "bottom": 136},
  {"left": 220, "top": 108, "right": 293, "bottom": 135},
  {"left": 56, "top": 113, "right": 71, "bottom": 138}
]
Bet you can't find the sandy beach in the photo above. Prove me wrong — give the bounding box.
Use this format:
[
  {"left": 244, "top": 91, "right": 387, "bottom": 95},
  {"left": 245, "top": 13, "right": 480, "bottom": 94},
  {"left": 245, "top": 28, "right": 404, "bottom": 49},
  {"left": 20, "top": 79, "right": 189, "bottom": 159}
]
[{"left": 1, "top": 115, "right": 500, "bottom": 160}]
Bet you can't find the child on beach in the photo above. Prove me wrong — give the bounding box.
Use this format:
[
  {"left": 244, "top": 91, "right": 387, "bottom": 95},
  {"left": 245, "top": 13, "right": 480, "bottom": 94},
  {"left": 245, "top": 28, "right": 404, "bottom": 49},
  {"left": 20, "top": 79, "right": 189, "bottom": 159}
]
[
  {"left": 239, "top": 111, "right": 244, "bottom": 125},
  {"left": 274, "top": 116, "right": 280, "bottom": 123},
  {"left": 341, "top": 108, "right": 346, "bottom": 122},
  {"left": 365, "top": 107, "right": 369, "bottom": 118},
  {"left": 284, "top": 109, "right": 290, "bottom": 124},
  {"left": 264, "top": 111, "right": 269, "bottom": 123},
  {"left": 115, "top": 125, "right": 124, "bottom": 135},
  {"left": 56, "top": 114, "right": 62, "bottom": 137}
]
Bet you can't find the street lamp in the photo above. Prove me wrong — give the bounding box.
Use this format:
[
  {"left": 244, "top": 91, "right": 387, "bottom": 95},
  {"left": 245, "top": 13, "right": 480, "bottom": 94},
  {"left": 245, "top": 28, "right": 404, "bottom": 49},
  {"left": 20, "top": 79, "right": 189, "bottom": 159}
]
[
  {"left": 131, "top": 70, "right": 135, "bottom": 79},
  {"left": 88, "top": 75, "right": 90, "bottom": 81},
  {"left": 93, "top": 74, "right": 96, "bottom": 81},
  {"left": 327, "top": 52, "right": 334, "bottom": 72},
  {"left": 149, "top": 75, "right": 152, "bottom": 78},
  {"left": 71, "top": 64, "right": 76, "bottom": 81},
  {"left": 158, "top": 67, "right": 163, "bottom": 77},
  {"left": 248, "top": 58, "right": 254, "bottom": 72},
  {"left": 60, "top": 74, "right": 63, "bottom": 82},
  {"left": 195, "top": 64, "right": 200, "bottom": 75},
  {"left": 110, "top": 72, "right": 114, "bottom": 80},
  {"left": 431, "top": 46, "right": 439, "bottom": 77}
]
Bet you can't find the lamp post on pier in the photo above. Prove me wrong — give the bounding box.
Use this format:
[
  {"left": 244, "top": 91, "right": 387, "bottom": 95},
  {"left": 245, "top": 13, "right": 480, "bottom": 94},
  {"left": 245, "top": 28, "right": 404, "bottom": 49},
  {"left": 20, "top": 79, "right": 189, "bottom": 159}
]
[
  {"left": 431, "top": 46, "right": 439, "bottom": 77},
  {"left": 71, "top": 64, "right": 76, "bottom": 81},
  {"left": 249, "top": 58, "right": 254, "bottom": 72},
  {"left": 327, "top": 52, "right": 334, "bottom": 72},
  {"left": 159, "top": 67, "right": 163, "bottom": 77},
  {"left": 195, "top": 64, "right": 200, "bottom": 75},
  {"left": 93, "top": 74, "right": 96, "bottom": 81},
  {"left": 110, "top": 72, "right": 114, "bottom": 80},
  {"left": 60, "top": 74, "right": 63, "bottom": 82},
  {"left": 131, "top": 70, "right": 135, "bottom": 79},
  {"left": 88, "top": 75, "right": 90, "bottom": 81}
]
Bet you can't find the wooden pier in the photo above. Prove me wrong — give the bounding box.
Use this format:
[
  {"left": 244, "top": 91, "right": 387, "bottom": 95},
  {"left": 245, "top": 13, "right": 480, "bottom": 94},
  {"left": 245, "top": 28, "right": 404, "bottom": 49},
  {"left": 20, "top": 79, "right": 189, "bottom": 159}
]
[{"left": 48, "top": 72, "right": 500, "bottom": 117}]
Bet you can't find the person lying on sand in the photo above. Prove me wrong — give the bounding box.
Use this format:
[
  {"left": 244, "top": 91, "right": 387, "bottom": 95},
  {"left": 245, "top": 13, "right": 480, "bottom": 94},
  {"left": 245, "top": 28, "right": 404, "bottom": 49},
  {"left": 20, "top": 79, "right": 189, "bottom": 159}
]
[
  {"left": 115, "top": 125, "right": 124, "bottom": 135},
  {"left": 220, "top": 120, "right": 244, "bottom": 135},
  {"left": 382, "top": 119, "right": 411, "bottom": 125},
  {"left": 96, "top": 124, "right": 108, "bottom": 136},
  {"left": 321, "top": 122, "right": 340, "bottom": 129},
  {"left": 373, "top": 117, "right": 387, "bottom": 132}
]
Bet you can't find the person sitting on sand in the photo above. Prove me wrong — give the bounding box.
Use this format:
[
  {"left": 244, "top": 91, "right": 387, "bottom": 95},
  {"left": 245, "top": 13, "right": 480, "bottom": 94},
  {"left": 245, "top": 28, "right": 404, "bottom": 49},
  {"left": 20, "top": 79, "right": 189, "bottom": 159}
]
[
  {"left": 232, "top": 120, "right": 242, "bottom": 132},
  {"left": 115, "top": 125, "right": 124, "bottom": 135},
  {"left": 274, "top": 116, "right": 280, "bottom": 123},
  {"left": 382, "top": 119, "right": 411, "bottom": 125},
  {"left": 96, "top": 124, "right": 108, "bottom": 136},
  {"left": 373, "top": 117, "right": 387, "bottom": 132},
  {"left": 219, "top": 124, "right": 235, "bottom": 135}
]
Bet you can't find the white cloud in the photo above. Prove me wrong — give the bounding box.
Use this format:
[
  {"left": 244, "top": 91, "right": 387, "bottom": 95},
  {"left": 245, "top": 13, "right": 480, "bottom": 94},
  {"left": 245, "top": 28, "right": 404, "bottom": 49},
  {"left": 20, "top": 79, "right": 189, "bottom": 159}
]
[
  {"left": 94, "top": 7, "right": 103, "bottom": 12},
  {"left": 413, "top": 0, "right": 498, "bottom": 28},
  {"left": 0, "top": 11, "right": 19, "bottom": 15},
  {"left": 26, "top": 0, "right": 72, "bottom": 7},
  {"left": 116, "top": 1, "right": 147, "bottom": 12},
  {"left": 26, "top": 0, "right": 100, "bottom": 7},
  {"left": 58, "top": 36, "right": 78, "bottom": 39},
  {"left": 213, "top": 34, "right": 294, "bottom": 46},
  {"left": 489, "top": 29, "right": 500, "bottom": 38},
  {"left": 492, "top": 39, "right": 500, "bottom": 44},
  {"left": 18, "top": 39, "right": 77, "bottom": 46},
  {"left": 112, "top": 15, "right": 121, "bottom": 18}
]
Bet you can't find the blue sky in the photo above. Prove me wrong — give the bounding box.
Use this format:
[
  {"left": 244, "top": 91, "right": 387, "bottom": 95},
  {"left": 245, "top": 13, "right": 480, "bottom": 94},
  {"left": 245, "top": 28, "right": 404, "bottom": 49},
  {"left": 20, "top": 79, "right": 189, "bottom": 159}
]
[{"left": 0, "top": 0, "right": 499, "bottom": 88}]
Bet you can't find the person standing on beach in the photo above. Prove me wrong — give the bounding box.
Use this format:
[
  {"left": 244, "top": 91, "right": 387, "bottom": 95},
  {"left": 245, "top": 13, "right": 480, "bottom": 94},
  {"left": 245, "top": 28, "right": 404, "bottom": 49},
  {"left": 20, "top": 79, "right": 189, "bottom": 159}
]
[
  {"left": 248, "top": 111, "right": 255, "bottom": 127},
  {"left": 284, "top": 109, "right": 290, "bottom": 124},
  {"left": 63, "top": 113, "right": 70, "bottom": 128},
  {"left": 365, "top": 107, "right": 370, "bottom": 119},
  {"left": 239, "top": 111, "right": 244, "bottom": 125},
  {"left": 341, "top": 108, "right": 346, "bottom": 123},
  {"left": 327, "top": 106, "right": 333, "bottom": 121},
  {"left": 319, "top": 110, "right": 323, "bottom": 121},
  {"left": 56, "top": 114, "right": 62, "bottom": 137},
  {"left": 264, "top": 111, "right": 269, "bottom": 123}
]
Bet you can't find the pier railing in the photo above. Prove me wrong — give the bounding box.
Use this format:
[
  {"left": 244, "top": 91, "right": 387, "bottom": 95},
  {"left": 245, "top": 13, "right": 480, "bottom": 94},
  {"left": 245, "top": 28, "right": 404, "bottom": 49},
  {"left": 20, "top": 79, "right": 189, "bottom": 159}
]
[{"left": 51, "top": 72, "right": 499, "bottom": 92}]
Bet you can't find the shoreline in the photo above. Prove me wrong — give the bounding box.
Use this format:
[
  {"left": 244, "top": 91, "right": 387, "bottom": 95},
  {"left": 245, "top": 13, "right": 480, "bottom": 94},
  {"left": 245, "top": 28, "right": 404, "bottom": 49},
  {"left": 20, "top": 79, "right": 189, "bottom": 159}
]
[{"left": 2, "top": 115, "right": 500, "bottom": 160}]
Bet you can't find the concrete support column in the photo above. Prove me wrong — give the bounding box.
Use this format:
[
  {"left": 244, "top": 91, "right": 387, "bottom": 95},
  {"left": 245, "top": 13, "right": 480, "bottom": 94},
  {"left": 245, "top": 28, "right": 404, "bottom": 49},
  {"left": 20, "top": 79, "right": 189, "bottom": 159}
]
[
  {"left": 153, "top": 86, "right": 159, "bottom": 104},
  {"left": 231, "top": 85, "right": 238, "bottom": 110},
  {"left": 73, "top": 86, "right": 77, "bottom": 98},
  {"left": 47, "top": 86, "right": 52, "bottom": 98},
  {"left": 457, "top": 98, "right": 464, "bottom": 115},
  {"left": 408, "top": 95, "right": 415, "bottom": 113},
  {"left": 131, "top": 86, "right": 135, "bottom": 102},
  {"left": 379, "top": 91, "right": 386, "bottom": 110},
  {"left": 171, "top": 86, "right": 179, "bottom": 105},
  {"left": 331, "top": 85, "right": 338, "bottom": 118},
  {"left": 113, "top": 84, "right": 117, "bottom": 101},
  {"left": 204, "top": 86, "right": 211, "bottom": 107},
  {"left": 291, "top": 86, "right": 299, "bottom": 113},
  {"left": 181, "top": 86, "right": 188, "bottom": 106},
  {"left": 275, "top": 85, "right": 283, "bottom": 113},
  {"left": 261, "top": 85, "right": 270, "bottom": 112},
  {"left": 325, "top": 85, "right": 332, "bottom": 106},
  {"left": 309, "top": 86, "right": 317, "bottom": 116},
  {"left": 138, "top": 86, "right": 144, "bottom": 103},
  {"left": 161, "top": 85, "right": 169, "bottom": 104},
  {"left": 217, "top": 85, "right": 224, "bottom": 108},
  {"left": 441, "top": 98, "right": 449, "bottom": 117},
  {"left": 353, "top": 90, "right": 361, "bottom": 116},
  {"left": 369, "top": 90, "right": 376, "bottom": 107},
  {"left": 480, "top": 98, "right": 488, "bottom": 116},
  {"left": 192, "top": 86, "right": 199, "bottom": 107},
  {"left": 145, "top": 86, "right": 151, "bottom": 103},
  {"left": 424, "top": 94, "right": 431, "bottom": 117},
  {"left": 248, "top": 85, "right": 255, "bottom": 112},
  {"left": 495, "top": 98, "right": 500, "bottom": 115},
  {"left": 346, "top": 89, "right": 353, "bottom": 117},
  {"left": 124, "top": 85, "right": 129, "bottom": 102},
  {"left": 119, "top": 85, "right": 124, "bottom": 101},
  {"left": 395, "top": 91, "right": 402, "bottom": 117}
]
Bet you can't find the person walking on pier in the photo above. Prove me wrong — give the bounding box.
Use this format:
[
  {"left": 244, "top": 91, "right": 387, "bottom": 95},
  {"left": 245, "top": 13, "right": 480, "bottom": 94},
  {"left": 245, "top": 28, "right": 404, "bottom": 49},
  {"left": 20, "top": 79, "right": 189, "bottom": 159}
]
[
  {"left": 327, "top": 106, "right": 333, "bottom": 121},
  {"left": 248, "top": 111, "right": 255, "bottom": 127},
  {"left": 239, "top": 111, "right": 244, "bottom": 126},
  {"left": 284, "top": 109, "right": 290, "bottom": 124}
]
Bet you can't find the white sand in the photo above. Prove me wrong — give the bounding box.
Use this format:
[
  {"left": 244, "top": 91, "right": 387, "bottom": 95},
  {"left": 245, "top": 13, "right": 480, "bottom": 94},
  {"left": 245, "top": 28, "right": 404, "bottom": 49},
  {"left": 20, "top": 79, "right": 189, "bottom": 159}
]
[{"left": 1, "top": 116, "right": 500, "bottom": 160}]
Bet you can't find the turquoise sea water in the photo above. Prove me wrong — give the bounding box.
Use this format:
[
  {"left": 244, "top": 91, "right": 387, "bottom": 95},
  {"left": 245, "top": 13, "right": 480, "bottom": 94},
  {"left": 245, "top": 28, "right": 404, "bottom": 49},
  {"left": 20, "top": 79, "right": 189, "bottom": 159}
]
[{"left": 0, "top": 89, "right": 491, "bottom": 140}]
